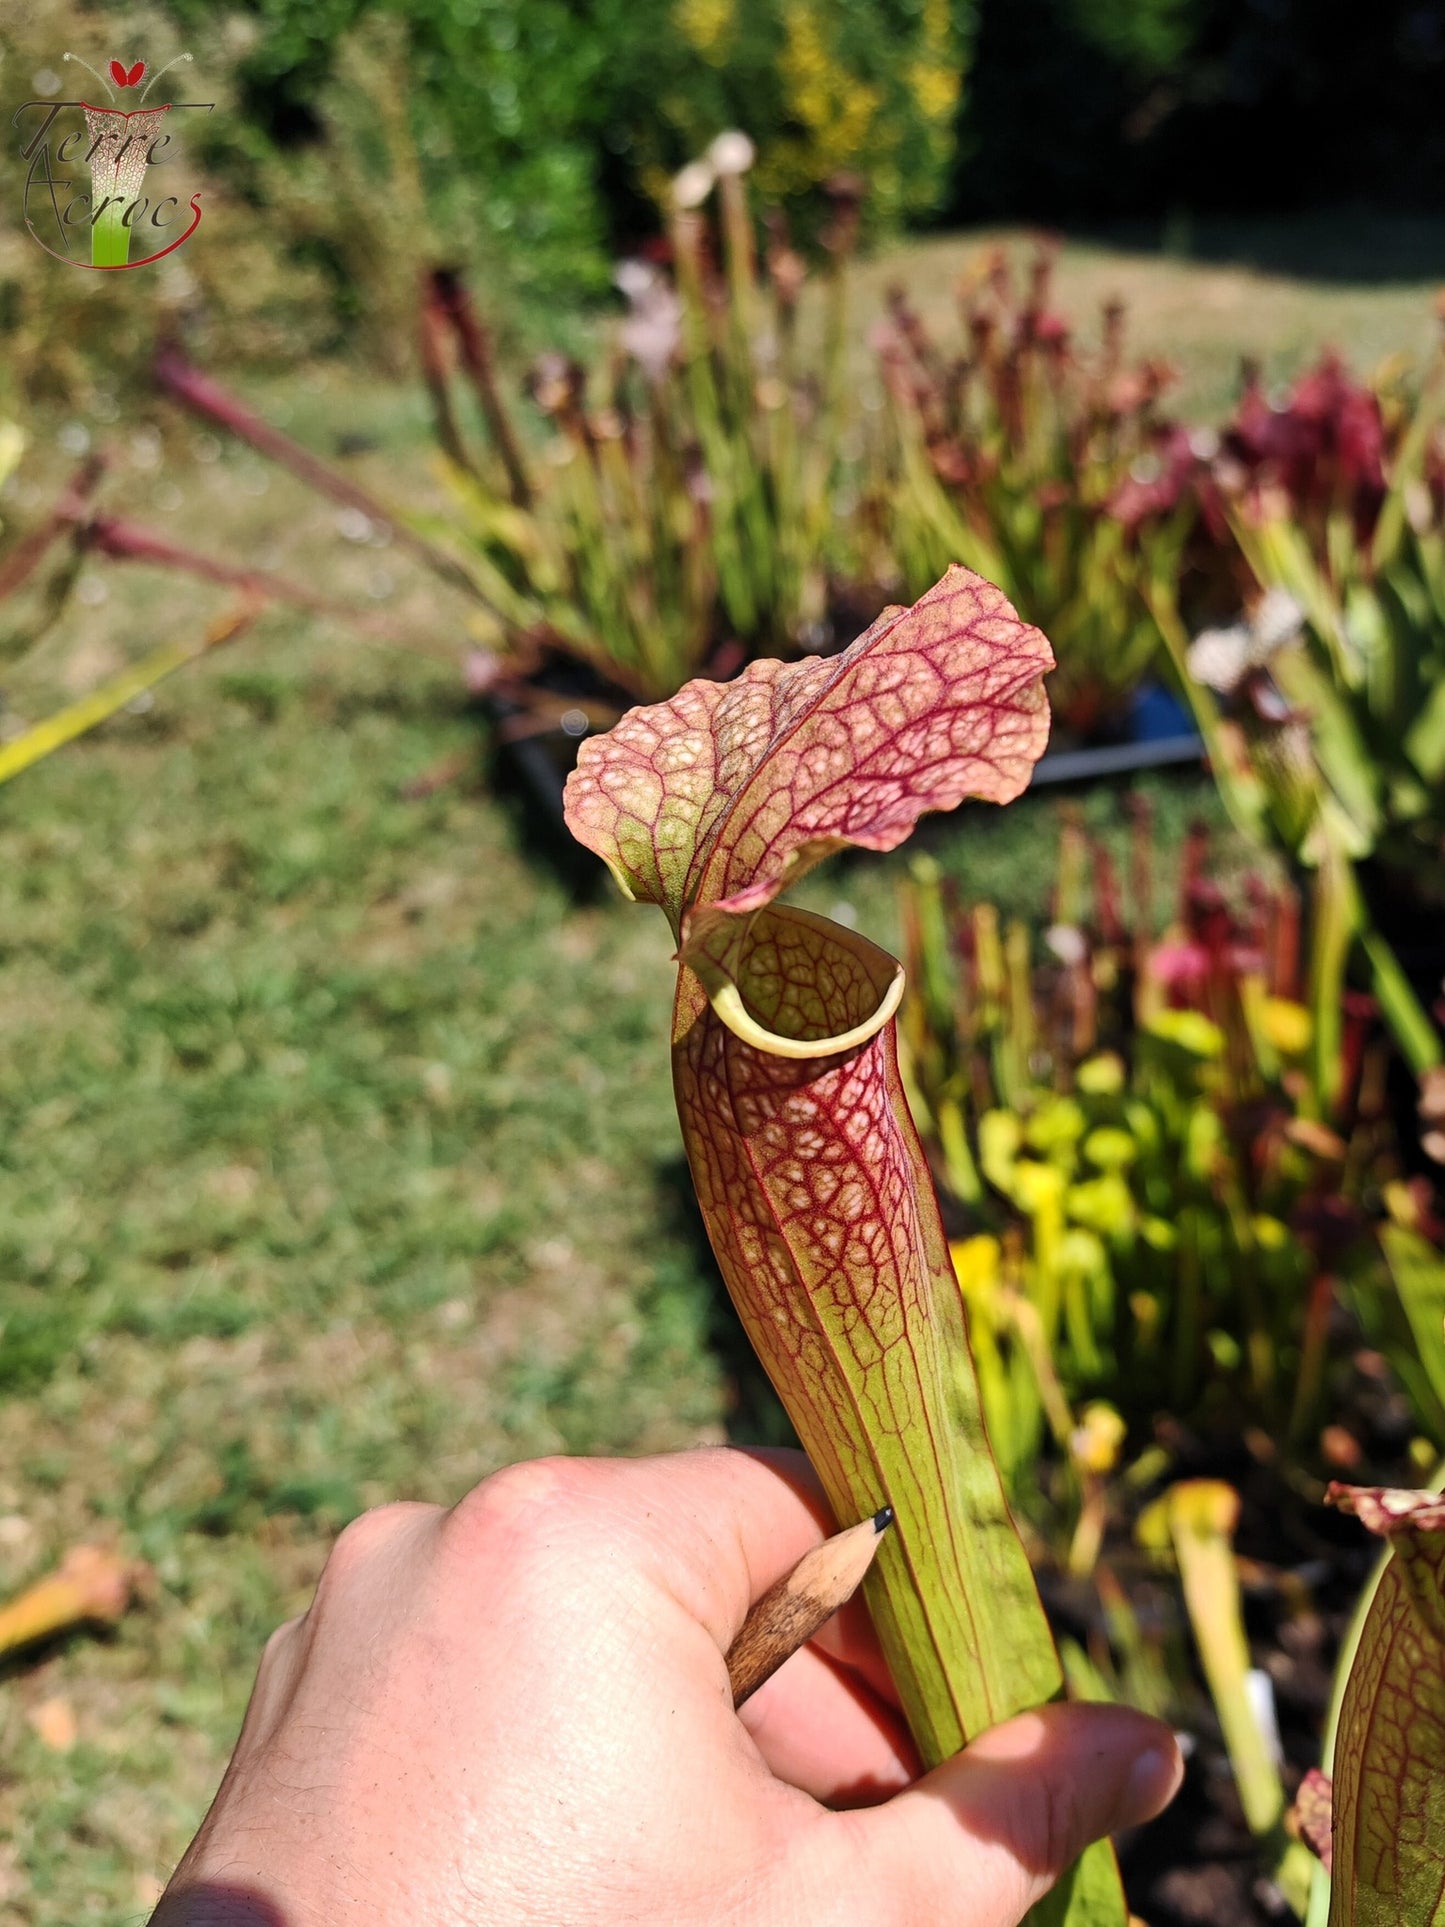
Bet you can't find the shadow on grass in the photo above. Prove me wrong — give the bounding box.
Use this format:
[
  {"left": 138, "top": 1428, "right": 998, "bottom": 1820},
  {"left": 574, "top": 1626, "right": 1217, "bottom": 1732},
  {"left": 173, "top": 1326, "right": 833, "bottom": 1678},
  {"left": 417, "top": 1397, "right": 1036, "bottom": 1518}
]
[
  {"left": 1074, "top": 208, "right": 1445, "bottom": 287},
  {"left": 652, "top": 1155, "right": 795, "bottom": 1451},
  {"left": 0, "top": 1622, "right": 123, "bottom": 1689}
]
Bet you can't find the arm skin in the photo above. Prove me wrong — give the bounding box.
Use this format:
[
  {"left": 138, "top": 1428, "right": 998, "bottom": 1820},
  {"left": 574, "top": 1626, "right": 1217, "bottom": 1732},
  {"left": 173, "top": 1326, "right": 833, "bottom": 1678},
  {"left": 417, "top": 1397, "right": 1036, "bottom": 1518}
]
[{"left": 152, "top": 1447, "right": 1181, "bottom": 1927}]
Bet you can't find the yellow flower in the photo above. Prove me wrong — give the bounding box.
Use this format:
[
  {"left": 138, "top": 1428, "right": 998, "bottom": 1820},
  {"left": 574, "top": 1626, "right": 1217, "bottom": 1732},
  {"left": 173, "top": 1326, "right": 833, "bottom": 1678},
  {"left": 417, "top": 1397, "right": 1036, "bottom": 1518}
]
[
  {"left": 979, "top": 1108, "right": 1023, "bottom": 1190},
  {"left": 1066, "top": 1174, "right": 1135, "bottom": 1237},
  {"left": 908, "top": 57, "right": 959, "bottom": 128},
  {"left": 1077, "top": 1051, "right": 1126, "bottom": 1095},
  {"left": 1025, "top": 1096, "right": 1086, "bottom": 1154},
  {"left": 675, "top": 0, "right": 735, "bottom": 59},
  {"left": 1146, "top": 1008, "right": 1225, "bottom": 1059},
  {"left": 1011, "top": 1158, "right": 1066, "bottom": 1214},
  {"left": 777, "top": 2, "right": 882, "bottom": 180},
  {"left": 1083, "top": 1126, "right": 1138, "bottom": 1172},
  {"left": 1261, "top": 996, "right": 1312, "bottom": 1057},
  {"left": 1251, "top": 1213, "right": 1290, "bottom": 1250},
  {"left": 1071, "top": 1401, "right": 1127, "bottom": 1476},
  {"left": 950, "top": 1234, "right": 1002, "bottom": 1304},
  {"left": 1060, "top": 1226, "right": 1108, "bottom": 1276}
]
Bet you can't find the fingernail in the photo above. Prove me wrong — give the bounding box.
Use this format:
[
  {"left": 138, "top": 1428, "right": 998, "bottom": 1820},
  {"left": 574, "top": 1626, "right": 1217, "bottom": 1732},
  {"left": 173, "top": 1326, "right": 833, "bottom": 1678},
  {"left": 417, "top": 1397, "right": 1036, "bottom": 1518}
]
[{"left": 1120, "top": 1740, "right": 1183, "bottom": 1829}]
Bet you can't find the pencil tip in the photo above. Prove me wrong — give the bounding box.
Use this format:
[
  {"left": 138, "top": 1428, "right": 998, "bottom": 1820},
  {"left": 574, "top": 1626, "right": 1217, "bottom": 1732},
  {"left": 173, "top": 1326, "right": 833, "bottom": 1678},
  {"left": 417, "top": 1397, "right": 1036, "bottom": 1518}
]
[{"left": 873, "top": 1505, "right": 894, "bottom": 1534}]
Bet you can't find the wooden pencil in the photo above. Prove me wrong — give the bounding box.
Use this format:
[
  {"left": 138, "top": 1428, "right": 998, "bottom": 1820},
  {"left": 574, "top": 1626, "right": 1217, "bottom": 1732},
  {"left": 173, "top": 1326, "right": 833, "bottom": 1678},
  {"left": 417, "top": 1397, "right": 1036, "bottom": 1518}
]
[{"left": 725, "top": 1506, "right": 893, "bottom": 1708}]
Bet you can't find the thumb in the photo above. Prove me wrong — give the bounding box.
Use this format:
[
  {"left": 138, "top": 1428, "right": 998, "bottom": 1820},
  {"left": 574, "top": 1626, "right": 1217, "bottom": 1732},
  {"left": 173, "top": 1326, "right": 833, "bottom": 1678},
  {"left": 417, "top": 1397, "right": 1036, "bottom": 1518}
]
[{"left": 835, "top": 1703, "right": 1182, "bottom": 1926}]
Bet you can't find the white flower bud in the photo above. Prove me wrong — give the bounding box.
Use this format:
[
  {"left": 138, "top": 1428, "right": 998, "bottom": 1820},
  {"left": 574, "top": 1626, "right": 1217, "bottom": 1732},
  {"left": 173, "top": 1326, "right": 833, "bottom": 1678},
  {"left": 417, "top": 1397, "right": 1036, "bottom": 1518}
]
[
  {"left": 613, "top": 259, "right": 655, "bottom": 302},
  {"left": 1250, "top": 587, "right": 1304, "bottom": 653},
  {"left": 1188, "top": 624, "right": 1252, "bottom": 695},
  {"left": 707, "top": 130, "right": 756, "bottom": 176},
  {"left": 672, "top": 160, "right": 716, "bottom": 209}
]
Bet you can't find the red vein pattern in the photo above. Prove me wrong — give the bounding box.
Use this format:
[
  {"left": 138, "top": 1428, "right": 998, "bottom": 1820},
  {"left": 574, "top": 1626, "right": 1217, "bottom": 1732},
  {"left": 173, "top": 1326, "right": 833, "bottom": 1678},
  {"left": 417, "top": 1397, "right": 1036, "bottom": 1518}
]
[
  {"left": 564, "top": 569, "right": 1122, "bottom": 1924},
  {"left": 1325, "top": 1484, "right": 1445, "bottom": 1925},
  {"left": 673, "top": 958, "right": 1062, "bottom": 1751},
  {"left": 563, "top": 566, "right": 1053, "bottom": 930}
]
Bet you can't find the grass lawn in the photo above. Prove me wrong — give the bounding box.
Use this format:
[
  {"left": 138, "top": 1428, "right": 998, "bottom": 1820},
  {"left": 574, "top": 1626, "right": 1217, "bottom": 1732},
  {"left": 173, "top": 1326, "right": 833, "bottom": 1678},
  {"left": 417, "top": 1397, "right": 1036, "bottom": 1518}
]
[{"left": 0, "top": 220, "right": 1429, "bottom": 1919}]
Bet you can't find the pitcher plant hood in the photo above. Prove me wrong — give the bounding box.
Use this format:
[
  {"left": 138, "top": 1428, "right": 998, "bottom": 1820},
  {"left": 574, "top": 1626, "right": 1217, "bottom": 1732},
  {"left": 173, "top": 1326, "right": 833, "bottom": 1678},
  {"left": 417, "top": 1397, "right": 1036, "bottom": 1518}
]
[{"left": 565, "top": 566, "right": 1125, "bottom": 1925}]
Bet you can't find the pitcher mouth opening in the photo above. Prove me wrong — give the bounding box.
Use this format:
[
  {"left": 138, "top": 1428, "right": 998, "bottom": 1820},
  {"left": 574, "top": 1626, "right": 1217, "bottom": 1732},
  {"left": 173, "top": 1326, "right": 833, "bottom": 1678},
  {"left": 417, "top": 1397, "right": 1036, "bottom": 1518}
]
[{"left": 681, "top": 900, "right": 905, "bottom": 1061}]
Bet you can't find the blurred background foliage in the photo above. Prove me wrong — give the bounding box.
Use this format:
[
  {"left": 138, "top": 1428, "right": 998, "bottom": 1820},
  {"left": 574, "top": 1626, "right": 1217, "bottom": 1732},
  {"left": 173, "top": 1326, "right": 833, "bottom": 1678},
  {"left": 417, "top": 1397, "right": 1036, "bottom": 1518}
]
[
  {"left": 11, "top": 0, "right": 1445, "bottom": 391},
  {"left": 2, "top": 0, "right": 970, "bottom": 390},
  {"left": 157, "top": 0, "right": 969, "bottom": 304}
]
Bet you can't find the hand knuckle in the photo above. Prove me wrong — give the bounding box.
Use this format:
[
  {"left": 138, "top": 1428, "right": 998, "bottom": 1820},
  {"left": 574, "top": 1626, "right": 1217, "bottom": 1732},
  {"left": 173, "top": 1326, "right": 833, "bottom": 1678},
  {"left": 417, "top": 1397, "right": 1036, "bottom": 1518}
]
[
  {"left": 448, "top": 1455, "right": 597, "bottom": 1552},
  {"left": 441, "top": 1459, "right": 636, "bottom": 1626},
  {"left": 320, "top": 1500, "right": 432, "bottom": 1588}
]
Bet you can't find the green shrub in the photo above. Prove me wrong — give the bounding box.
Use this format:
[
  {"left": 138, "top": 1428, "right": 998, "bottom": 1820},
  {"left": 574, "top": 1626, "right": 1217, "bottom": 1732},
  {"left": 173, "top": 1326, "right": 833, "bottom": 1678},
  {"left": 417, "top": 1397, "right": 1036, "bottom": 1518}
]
[
  {"left": 637, "top": 0, "right": 967, "bottom": 229},
  {"left": 158, "top": 0, "right": 974, "bottom": 308}
]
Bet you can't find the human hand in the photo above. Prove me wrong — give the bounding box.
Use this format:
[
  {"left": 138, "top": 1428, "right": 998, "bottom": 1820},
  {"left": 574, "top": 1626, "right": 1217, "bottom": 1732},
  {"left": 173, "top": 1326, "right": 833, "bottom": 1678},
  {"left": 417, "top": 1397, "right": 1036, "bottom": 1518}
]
[{"left": 153, "top": 1447, "right": 1181, "bottom": 1926}]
